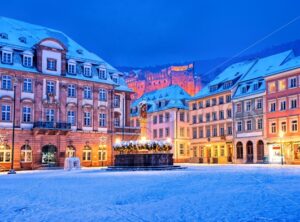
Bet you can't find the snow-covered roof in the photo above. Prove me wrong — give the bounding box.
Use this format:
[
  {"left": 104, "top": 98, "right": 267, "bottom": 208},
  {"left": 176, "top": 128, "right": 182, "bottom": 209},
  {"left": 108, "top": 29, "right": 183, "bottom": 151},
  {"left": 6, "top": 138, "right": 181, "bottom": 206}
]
[
  {"left": 131, "top": 85, "right": 191, "bottom": 116},
  {"left": 0, "top": 17, "right": 132, "bottom": 92},
  {"left": 191, "top": 60, "right": 256, "bottom": 100}
]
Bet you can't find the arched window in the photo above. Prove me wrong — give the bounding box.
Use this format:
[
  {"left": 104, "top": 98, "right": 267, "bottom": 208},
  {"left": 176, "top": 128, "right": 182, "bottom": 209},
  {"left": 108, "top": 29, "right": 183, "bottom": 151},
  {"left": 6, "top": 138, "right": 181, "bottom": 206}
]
[
  {"left": 66, "top": 145, "right": 76, "bottom": 158},
  {"left": 82, "top": 145, "right": 91, "bottom": 161},
  {"left": 21, "top": 144, "right": 32, "bottom": 162},
  {"left": 0, "top": 143, "right": 11, "bottom": 163},
  {"left": 236, "top": 142, "right": 243, "bottom": 159},
  {"left": 257, "top": 140, "right": 264, "bottom": 161},
  {"left": 98, "top": 145, "right": 107, "bottom": 161}
]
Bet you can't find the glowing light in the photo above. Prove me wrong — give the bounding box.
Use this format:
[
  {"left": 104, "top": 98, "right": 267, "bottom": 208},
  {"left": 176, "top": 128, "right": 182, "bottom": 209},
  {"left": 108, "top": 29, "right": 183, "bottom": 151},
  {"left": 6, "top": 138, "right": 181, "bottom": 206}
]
[
  {"left": 115, "top": 138, "right": 121, "bottom": 144},
  {"left": 166, "top": 137, "right": 171, "bottom": 143},
  {"left": 141, "top": 136, "right": 147, "bottom": 143},
  {"left": 279, "top": 131, "right": 285, "bottom": 138}
]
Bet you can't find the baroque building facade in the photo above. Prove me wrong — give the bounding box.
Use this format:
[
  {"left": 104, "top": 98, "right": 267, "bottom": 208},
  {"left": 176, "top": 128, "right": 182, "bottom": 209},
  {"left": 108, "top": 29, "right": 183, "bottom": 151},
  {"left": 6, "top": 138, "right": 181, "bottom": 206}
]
[{"left": 0, "top": 17, "right": 139, "bottom": 170}]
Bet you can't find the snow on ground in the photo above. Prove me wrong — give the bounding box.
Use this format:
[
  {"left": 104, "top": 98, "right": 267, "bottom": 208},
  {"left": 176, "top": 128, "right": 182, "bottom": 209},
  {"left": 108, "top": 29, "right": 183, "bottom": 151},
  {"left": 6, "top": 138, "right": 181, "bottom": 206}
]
[{"left": 1, "top": 165, "right": 300, "bottom": 222}]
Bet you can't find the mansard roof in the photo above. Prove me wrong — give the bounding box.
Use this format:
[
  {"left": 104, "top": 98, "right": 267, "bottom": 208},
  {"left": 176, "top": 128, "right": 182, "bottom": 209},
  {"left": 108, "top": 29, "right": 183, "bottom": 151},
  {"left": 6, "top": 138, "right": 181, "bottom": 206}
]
[{"left": 131, "top": 85, "right": 191, "bottom": 116}]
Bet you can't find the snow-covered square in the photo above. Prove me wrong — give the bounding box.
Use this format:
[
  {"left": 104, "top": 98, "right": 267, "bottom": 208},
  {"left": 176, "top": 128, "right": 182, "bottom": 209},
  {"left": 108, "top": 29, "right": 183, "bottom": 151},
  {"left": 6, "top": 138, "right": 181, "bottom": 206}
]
[{"left": 1, "top": 165, "right": 300, "bottom": 222}]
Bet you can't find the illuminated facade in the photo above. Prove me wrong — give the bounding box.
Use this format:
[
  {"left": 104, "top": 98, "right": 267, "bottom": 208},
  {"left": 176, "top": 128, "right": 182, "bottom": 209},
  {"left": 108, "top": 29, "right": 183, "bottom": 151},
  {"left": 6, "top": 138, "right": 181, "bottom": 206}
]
[{"left": 0, "top": 17, "right": 139, "bottom": 170}]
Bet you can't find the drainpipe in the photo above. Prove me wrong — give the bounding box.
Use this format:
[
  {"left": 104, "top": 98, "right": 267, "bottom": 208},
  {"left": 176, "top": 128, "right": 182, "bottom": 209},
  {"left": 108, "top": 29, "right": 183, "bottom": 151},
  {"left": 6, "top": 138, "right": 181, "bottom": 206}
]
[{"left": 175, "top": 108, "right": 179, "bottom": 163}]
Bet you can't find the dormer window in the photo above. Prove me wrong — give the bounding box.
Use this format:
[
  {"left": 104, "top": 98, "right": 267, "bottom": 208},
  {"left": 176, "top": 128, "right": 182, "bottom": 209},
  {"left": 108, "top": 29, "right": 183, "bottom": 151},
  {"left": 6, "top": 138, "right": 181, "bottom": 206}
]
[
  {"left": 98, "top": 68, "right": 106, "bottom": 79},
  {"left": 0, "top": 33, "right": 8, "bottom": 39},
  {"left": 83, "top": 63, "right": 92, "bottom": 77},
  {"left": 68, "top": 60, "right": 76, "bottom": 74},
  {"left": 223, "top": 81, "right": 232, "bottom": 89},
  {"left": 241, "top": 86, "right": 247, "bottom": 94},
  {"left": 1, "top": 47, "right": 13, "bottom": 64},
  {"left": 47, "top": 58, "right": 57, "bottom": 71},
  {"left": 210, "top": 85, "right": 218, "bottom": 92},
  {"left": 23, "top": 51, "right": 33, "bottom": 67},
  {"left": 19, "top": 37, "right": 27, "bottom": 44}
]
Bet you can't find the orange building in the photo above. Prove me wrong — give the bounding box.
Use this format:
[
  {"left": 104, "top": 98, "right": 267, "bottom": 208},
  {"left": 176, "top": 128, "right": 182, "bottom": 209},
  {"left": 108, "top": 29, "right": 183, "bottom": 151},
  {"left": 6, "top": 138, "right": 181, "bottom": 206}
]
[{"left": 125, "top": 64, "right": 202, "bottom": 100}]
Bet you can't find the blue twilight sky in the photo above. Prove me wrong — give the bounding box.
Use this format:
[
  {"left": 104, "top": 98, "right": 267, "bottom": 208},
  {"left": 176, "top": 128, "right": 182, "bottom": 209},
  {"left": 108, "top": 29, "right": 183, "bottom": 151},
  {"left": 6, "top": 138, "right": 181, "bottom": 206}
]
[{"left": 1, "top": 0, "right": 300, "bottom": 67}]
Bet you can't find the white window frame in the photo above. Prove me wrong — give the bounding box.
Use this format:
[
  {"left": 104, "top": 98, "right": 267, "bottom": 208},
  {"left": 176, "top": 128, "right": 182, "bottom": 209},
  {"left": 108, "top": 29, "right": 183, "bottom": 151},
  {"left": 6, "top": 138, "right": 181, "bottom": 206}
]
[
  {"left": 23, "top": 54, "right": 33, "bottom": 67},
  {"left": 23, "top": 78, "right": 32, "bottom": 92},
  {"left": 288, "top": 77, "right": 297, "bottom": 89},
  {"left": 68, "top": 84, "right": 76, "bottom": 97},
  {"left": 99, "top": 113, "right": 107, "bottom": 127},
  {"left": 67, "top": 111, "right": 76, "bottom": 126},
  {"left": 22, "top": 106, "right": 31, "bottom": 123},
  {"left": 1, "top": 75, "right": 12, "bottom": 90},
  {"left": 2, "top": 50, "right": 13, "bottom": 64},
  {"left": 99, "top": 89, "right": 107, "bottom": 101},
  {"left": 1, "top": 105, "right": 11, "bottom": 121},
  {"left": 84, "top": 112, "right": 91, "bottom": 126}
]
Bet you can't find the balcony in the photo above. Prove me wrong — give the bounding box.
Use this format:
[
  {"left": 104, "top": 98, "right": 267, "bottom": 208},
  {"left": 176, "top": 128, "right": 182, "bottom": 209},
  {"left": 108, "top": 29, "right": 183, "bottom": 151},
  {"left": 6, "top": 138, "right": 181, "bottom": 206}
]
[
  {"left": 114, "top": 126, "right": 141, "bottom": 135},
  {"left": 33, "top": 121, "right": 71, "bottom": 135}
]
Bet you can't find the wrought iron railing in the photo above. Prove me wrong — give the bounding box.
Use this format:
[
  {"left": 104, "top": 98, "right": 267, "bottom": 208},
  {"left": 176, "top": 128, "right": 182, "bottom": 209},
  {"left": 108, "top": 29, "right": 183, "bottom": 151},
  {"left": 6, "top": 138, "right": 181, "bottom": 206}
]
[{"left": 33, "top": 121, "right": 71, "bottom": 130}]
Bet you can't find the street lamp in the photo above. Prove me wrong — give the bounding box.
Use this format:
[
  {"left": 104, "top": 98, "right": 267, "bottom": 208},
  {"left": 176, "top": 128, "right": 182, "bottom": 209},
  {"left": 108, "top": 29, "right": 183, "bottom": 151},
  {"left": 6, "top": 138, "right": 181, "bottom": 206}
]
[
  {"left": 8, "top": 77, "right": 18, "bottom": 174},
  {"left": 279, "top": 131, "right": 285, "bottom": 165}
]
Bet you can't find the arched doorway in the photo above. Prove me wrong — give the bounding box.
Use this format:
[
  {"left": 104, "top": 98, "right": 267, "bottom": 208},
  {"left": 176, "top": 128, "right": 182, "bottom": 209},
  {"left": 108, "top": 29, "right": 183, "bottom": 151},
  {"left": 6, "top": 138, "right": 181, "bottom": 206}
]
[
  {"left": 246, "top": 141, "right": 254, "bottom": 163},
  {"left": 41, "top": 145, "right": 57, "bottom": 166},
  {"left": 257, "top": 140, "right": 264, "bottom": 162}
]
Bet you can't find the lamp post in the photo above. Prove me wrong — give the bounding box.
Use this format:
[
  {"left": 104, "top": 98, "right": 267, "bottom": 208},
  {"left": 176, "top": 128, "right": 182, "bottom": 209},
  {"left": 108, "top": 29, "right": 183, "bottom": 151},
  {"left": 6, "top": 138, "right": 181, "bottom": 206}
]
[
  {"left": 279, "top": 131, "right": 284, "bottom": 165},
  {"left": 8, "top": 78, "right": 18, "bottom": 174}
]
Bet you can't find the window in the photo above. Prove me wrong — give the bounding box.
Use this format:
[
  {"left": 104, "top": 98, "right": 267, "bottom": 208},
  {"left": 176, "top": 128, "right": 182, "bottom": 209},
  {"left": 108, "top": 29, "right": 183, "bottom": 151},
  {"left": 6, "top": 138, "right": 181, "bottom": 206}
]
[
  {"left": 23, "top": 78, "right": 32, "bottom": 92},
  {"left": 165, "top": 128, "right": 170, "bottom": 137},
  {"left": 199, "top": 128, "right": 203, "bottom": 138},
  {"left": 153, "top": 116, "right": 157, "bottom": 124},
  {"left": 153, "top": 129, "right": 157, "bottom": 138},
  {"left": 237, "top": 121, "right": 242, "bottom": 132},
  {"left": 98, "top": 69, "right": 106, "bottom": 79},
  {"left": 2, "top": 75, "right": 12, "bottom": 90},
  {"left": 241, "top": 86, "right": 247, "bottom": 93},
  {"left": 271, "top": 122, "right": 276, "bottom": 134},
  {"left": 46, "top": 109, "right": 55, "bottom": 122},
  {"left": 206, "top": 113, "right": 210, "bottom": 122},
  {"left": 206, "top": 127, "right": 210, "bottom": 138},
  {"left": 212, "top": 112, "right": 217, "bottom": 121},
  {"left": 179, "top": 112, "right": 185, "bottom": 122},
  {"left": 228, "top": 126, "right": 232, "bottom": 135},
  {"left": 213, "top": 146, "right": 218, "bottom": 157},
  {"left": 192, "top": 115, "right": 197, "bottom": 124},
  {"left": 67, "top": 111, "right": 76, "bottom": 126},
  {"left": 1, "top": 105, "right": 11, "bottom": 121},
  {"left": 212, "top": 98, "right": 217, "bottom": 106},
  {"left": 180, "top": 127, "right": 185, "bottom": 137},
  {"left": 220, "top": 127, "right": 225, "bottom": 136},
  {"left": 83, "top": 86, "right": 92, "bottom": 99},
  {"left": 199, "top": 115, "right": 203, "bottom": 123},
  {"left": 281, "top": 121, "right": 287, "bottom": 133},
  {"left": 113, "top": 95, "right": 120, "bottom": 108},
  {"left": 159, "top": 114, "right": 163, "bottom": 123},
  {"left": 98, "top": 147, "right": 107, "bottom": 161},
  {"left": 236, "top": 142, "right": 243, "bottom": 159},
  {"left": 291, "top": 120, "right": 298, "bottom": 132},
  {"left": 22, "top": 107, "right": 31, "bottom": 123},
  {"left": 206, "top": 100, "right": 210, "bottom": 107},
  {"left": 219, "top": 96, "right": 224, "bottom": 105},
  {"left": 246, "top": 120, "right": 252, "bottom": 131},
  {"left": 288, "top": 77, "right": 297, "bottom": 88},
  {"left": 192, "top": 128, "right": 197, "bottom": 139},
  {"left": 20, "top": 144, "right": 32, "bottom": 162},
  {"left": 220, "top": 146, "right": 225, "bottom": 156},
  {"left": 256, "top": 98, "right": 263, "bottom": 110},
  {"left": 23, "top": 55, "right": 33, "bottom": 67},
  {"left": 290, "top": 98, "right": 297, "bottom": 109},
  {"left": 280, "top": 100, "right": 286, "bottom": 111},
  {"left": 99, "top": 113, "right": 107, "bottom": 127},
  {"left": 82, "top": 146, "right": 91, "bottom": 161},
  {"left": 270, "top": 102, "right": 276, "bottom": 112},
  {"left": 213, "top": 127, "right": 217, "bottom": 137},
  {"left": 47, "top": 58, "right": 57, "bottom": 71},
  {"left": 84, "top": 112, "right": 91, "bottom": 126},
  {"left": 278, "top": 79, "right": 286, "bottom": 91},
  {"left": 192, "top": 103, "right": 197, "bottom": 110},
  {"left": 198, "top": 101, "right": 203, "bottom": 108},
  {"left": 236, "top": 103, "right": 242, "bottom": 112},
  {"left": 0, "top": 144, "right": 11, "bottom": 163},
  {"left": 68, "top": 62, "right": 76, "bottom": 74},
  {"left": 268, "top": 81, "right": 276, "bottom": 93},
  {"left": 165, "top": 113, "right": 170, "bottom": 122},
  {"left": 99, "top": 89, "right": 107, "bottom": 101},
  {"left": 66, "top": 145, "right": 76, "bottom": 158},
  {"left": 83, "top": 66, "right": 92, "bottom": 77},
  {"left": 112, "top": 76, "right": 118, "bottom": 84},
  {"left": 226, "top": 95, "right": 231, "bottom": 103},
  {"left": 114, "top": 115, "right": 120, "bottom": 127},
  {"left": 227, "top": 109, "right": 232, "bottom": 118},
  {"left": 2, "top": 51, "right": 12, "bottom": 64},
  {"left": 68, "top": 85, "right": 76, "bottom": 97},
  {"left": 179, "top": 144, "right": 184, "bottom": 155},
  {"left": 219, "top": 110, "right": 224, "bottom": 120},
  {"left": 245, "top": 101, "right": 251, "bottom": 111},
  {"left": 257, "top": 118, "right": 263, "bottom": 130},
  {"left": 46, "top": 81, "right": 55, "bottom": 94},
  {"left": 159, "top": 128, "right": 163, "bottom": 138}
]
